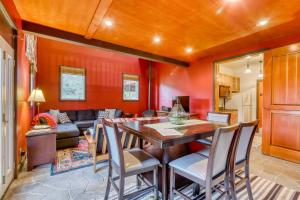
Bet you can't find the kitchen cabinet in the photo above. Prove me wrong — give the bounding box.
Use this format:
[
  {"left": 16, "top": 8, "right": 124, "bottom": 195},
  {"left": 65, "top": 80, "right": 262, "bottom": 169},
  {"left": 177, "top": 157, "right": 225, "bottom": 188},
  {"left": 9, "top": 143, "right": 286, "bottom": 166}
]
[
  {"left": 219, "top": 85, "right": 230, "bottom": 97},
  {"left": 217, "top": 73, "right": 240, "bottom": 93},
  {"left": 231, "top": 77, "right": 240, "bottom": 93}
]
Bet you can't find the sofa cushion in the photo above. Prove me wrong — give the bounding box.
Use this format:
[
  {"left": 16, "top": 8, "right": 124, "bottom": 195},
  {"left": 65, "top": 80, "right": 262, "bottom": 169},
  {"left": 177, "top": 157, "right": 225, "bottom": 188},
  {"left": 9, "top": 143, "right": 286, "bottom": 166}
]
[
  {"left": 94, "top": 109, "right": 105, "bottom": 117},
  {"left": 60, "top": 110, "right": 77, "bottom": 122},
  {"left": 115, "top": 109, "right": 123, "bottom": 118},
  {"left": 74, "top": 120, "right": 95, "bottom": 129},
  {"left": 77, "top": 109, "right": 95, "bottom": 121},
  {"left": 55, "top": 123, "right": 80, "bottom": 139}
]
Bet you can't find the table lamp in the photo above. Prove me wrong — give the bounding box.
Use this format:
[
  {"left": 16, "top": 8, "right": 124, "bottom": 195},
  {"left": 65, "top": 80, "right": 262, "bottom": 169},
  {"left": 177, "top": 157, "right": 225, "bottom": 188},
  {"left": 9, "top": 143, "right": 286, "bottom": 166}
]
[{"left": 28, "top": 88, "right": 46, "bottom": 115}]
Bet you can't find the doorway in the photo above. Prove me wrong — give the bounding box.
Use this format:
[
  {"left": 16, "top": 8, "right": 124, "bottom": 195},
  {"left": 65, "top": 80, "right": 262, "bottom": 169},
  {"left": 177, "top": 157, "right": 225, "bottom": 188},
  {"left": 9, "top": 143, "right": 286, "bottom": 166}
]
[
  {"left": 214, "top": 53, "right": 264, "bottom": 125},
  {"left": 0, "top": 36, "right": 15, "bottom": 196}
]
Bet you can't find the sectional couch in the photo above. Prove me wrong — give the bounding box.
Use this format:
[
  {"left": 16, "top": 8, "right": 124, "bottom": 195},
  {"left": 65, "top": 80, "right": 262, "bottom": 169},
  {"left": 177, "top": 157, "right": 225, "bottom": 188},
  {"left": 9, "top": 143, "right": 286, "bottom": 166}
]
[{"left": 52, "top": 109, "right": 123, "bottom": 149}]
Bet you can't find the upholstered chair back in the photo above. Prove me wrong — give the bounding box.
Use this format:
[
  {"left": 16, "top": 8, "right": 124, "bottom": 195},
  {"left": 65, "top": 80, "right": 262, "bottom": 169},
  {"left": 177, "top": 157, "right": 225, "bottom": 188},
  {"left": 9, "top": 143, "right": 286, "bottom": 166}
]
[
  {"left": 209, "top": 125, "right": 240, "bottom": 177},
  {"left": 236, "top": 121, "right": 259, "bottom": 163},
  {"left": 207, "top": 112, "right": 230, "bottom": 123},
  {"left": 102, "top": 119, "right": 124, "bottom": 169}
]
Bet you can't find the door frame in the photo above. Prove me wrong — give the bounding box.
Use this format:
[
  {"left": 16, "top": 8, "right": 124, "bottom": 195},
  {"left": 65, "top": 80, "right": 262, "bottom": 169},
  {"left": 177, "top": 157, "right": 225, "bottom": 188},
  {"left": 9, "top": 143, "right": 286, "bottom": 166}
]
[
  {"left": 256, "top": 79, "right": 263, "bottom": 128},
  {"left": 0, "top": 35, "right": 15, "bottom": 197},
  {"left": 212, "top": 50, "right": 266, "bottom": 112}
]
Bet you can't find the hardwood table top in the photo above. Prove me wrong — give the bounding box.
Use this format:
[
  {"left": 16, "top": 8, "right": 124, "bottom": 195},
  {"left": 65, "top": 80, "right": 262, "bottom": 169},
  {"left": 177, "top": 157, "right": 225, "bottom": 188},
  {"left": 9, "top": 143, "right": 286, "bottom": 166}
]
[{"left": 120, "top": 118, "right": 225, "bottom": 148}]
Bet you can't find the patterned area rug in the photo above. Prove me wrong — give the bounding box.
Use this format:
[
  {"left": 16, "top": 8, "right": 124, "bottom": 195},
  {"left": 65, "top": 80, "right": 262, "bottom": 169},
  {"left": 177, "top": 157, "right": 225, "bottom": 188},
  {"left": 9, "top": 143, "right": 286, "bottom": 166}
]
[
  {"left": 108, "top": 175, "right": 300, "bottom": 200},
  {"left": 51, "top": 140, "right": 102, "bottom": 175}
]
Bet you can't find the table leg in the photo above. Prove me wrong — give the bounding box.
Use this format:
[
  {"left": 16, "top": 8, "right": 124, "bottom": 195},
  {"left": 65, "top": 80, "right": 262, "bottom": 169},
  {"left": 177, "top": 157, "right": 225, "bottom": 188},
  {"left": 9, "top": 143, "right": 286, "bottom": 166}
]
[
  {"left": 162, "top": 147, "right": 169, "bottom": 200},
  {"left": 139, "top": 137, "right": 143, "bottom": 149}
]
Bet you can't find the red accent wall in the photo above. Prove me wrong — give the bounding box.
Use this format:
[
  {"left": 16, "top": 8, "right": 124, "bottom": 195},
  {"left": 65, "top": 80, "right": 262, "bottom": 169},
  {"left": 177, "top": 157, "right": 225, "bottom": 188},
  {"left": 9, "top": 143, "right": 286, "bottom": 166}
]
[{"left": 36, "top": 37, "right": 150, "bottom": 115}]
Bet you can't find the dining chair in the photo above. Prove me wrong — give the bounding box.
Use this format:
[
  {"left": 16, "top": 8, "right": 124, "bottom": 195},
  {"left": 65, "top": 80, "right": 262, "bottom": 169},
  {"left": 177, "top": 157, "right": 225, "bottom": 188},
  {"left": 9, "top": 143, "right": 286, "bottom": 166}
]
[
  {"left": 197, "top": 120, "right": 258, "bottom": 200},
  {"left": 102, "top": 119, "right": 160, "bottom": 200},
  {"left": 169, "top": 124, "right": 240, "bottom": 200},
  {"left": 197, "top": 112, "right": 231, "bottom": 146},
  {"left": 229, "top": 120, "right": 259, "bottom": 200}
]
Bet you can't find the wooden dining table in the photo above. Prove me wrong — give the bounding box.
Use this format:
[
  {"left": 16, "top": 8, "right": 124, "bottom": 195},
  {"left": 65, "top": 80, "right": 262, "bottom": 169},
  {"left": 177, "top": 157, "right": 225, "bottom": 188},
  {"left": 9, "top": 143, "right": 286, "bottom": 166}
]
[{"left": 119, "top": 118, "right": 226, "bottom": 200}]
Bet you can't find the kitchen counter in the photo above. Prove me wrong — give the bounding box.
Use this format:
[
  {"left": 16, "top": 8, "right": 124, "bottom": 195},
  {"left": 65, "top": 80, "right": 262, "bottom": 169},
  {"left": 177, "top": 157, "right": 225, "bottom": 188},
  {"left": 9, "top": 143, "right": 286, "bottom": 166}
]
[{"left": 219, "top": 108, "right": 237, "bottom": 111}]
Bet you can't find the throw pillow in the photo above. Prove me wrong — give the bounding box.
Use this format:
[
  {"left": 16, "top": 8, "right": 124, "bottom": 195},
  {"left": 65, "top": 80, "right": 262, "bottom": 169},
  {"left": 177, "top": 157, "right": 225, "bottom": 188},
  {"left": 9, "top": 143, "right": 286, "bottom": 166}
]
[
  {"left": 98, "top": 110, "right": 109, "bottom": 119},
  {"left": 58, "top": 112, "right": 72, "bottom": 124},
  {"left": 49, "top": 109, "right": 60, "bottom": 123},
  {"left": 105, "top": 109, "right": 116, "bottom": 119}
]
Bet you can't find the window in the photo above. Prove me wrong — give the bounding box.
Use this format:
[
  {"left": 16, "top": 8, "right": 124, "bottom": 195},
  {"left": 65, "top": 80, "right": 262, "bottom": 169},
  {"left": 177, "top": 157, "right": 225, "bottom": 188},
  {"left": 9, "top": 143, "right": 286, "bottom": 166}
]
[
  {"left": 60, "top": 66, "right": 86, "bottom": 101},
  {"left": 123, "top": 74, "right": 139, "bottom": 101}
]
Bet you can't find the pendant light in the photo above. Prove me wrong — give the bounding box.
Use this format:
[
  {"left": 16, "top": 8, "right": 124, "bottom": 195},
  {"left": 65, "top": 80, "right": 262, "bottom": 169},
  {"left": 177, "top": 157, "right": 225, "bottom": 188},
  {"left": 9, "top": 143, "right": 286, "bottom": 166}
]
[
  {"left": 244, "top": 61, "right": 251, "bottom": 74},
  {"left": 258, "top": 60, "right": 263, "bottom": 78}
]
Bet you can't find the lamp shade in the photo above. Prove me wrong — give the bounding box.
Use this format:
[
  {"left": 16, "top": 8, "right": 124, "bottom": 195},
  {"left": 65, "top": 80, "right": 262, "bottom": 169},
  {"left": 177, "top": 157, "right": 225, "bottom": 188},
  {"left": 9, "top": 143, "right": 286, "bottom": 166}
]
[{"left": 28, "top": 88, "right": 46, "bottom": 102}]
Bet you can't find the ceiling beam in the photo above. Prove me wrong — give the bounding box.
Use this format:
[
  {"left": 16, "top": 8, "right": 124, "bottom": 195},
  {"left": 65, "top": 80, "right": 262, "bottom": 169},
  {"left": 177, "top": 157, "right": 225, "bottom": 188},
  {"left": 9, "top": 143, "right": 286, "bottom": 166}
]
[
  {"left": 85, "top": 0, "right": 113, "bottom": 39},
  {"left": 22, "top": 21, "right": 189, "bottom": 67}
]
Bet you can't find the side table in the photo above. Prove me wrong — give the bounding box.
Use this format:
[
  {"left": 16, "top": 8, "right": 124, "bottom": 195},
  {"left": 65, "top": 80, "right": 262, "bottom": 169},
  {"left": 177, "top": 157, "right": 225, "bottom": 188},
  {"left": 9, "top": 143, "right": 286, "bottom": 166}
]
[{"left": 26, "top": 129, "right": 56, "bottom": 171}]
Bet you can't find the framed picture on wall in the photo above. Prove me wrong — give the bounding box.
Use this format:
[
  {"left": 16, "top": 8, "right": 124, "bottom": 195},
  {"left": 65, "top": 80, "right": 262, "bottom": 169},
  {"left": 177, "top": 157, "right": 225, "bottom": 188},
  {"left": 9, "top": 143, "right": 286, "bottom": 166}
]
[
  {"left": 60, "top": 66, "right": 86, "bottom": 101},
  {"left": 122, "top": 74, "right": 139, "bottom": 101}
]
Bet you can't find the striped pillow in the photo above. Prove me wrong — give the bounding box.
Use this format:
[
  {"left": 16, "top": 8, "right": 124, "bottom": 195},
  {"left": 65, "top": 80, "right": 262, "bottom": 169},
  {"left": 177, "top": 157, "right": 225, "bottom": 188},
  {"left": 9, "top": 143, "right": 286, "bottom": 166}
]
[{"left": 58, "top": 112, "right": 72, "bottom": 124}]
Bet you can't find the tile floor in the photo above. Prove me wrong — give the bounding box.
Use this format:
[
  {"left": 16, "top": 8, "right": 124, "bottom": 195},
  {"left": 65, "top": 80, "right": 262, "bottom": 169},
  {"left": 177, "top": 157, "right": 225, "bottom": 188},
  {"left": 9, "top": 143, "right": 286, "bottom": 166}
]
[{"left": 3, "top": 135, "right": 300, "bottom": 200}]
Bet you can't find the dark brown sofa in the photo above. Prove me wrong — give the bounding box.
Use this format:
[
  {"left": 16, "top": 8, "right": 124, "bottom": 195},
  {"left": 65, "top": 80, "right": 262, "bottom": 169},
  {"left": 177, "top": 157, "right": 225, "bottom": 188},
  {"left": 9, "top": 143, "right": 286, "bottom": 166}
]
[{"left": 53, "top": 109, "right": 123, "bottom": 149}]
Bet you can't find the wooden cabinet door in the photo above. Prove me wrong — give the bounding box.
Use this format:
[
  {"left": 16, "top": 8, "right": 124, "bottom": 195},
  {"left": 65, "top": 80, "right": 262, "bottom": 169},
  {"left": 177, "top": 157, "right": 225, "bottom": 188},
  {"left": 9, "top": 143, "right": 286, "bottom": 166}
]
[{"left": 263, "top": 43, "right": 300, "bottom": 163}]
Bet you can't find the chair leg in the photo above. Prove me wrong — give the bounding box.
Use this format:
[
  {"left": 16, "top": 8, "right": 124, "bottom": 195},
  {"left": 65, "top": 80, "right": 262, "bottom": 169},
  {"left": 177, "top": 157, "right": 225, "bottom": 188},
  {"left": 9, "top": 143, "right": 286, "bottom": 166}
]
[
  {"left": 193, "top": 184, "right": 200, "bottom": 196},
  {"left": 93, "top": 154, "right": 97, "bottom": 173},
  {"left": 104, "top": 164, "right": 112, "bottom": 200},
  {"left": 136, "top": 174, "right": 142, "bottom": 189},
  {"left": 245, "top": 165, "right": 253, "bottom": 200},
  {"left": 153, "top": 167, "right": 159, "bottom": 199},
  {"left": 205, "top": 186, "right": 212, "bottom": 200},
  {"left": 169, "top": 167, "right": 175, "bottom": 200},
  {"left": 229, "top": 172, "right": 237, "bottom": 200},
  {"left": 224, "top": 176, "right": 231, "bottom": 200},
  {"left": 118, "top": 176, "right": 125, "bottom": 200},
  {"left": 92, "top": 145, "right": 97, "bottom": 173}
]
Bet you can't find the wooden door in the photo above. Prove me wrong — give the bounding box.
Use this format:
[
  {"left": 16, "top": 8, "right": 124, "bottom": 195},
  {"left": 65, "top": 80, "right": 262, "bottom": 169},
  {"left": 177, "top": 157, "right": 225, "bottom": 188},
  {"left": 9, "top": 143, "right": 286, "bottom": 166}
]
[
  {"left": 0, "top": 36, "right": 14, "bottom": 196},
  {"left": 263, "top": 43, "right": 300, "bottom": 163},
  {"left": 257, "top": 80, "right": 263, "bottom": 128}
]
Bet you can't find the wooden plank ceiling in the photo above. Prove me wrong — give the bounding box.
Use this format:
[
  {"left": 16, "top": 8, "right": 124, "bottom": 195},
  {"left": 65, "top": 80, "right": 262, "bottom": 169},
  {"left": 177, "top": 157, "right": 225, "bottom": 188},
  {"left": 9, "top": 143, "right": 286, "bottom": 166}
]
[{"left": 13, "top": 0, "right": 300, "bottom": 62}]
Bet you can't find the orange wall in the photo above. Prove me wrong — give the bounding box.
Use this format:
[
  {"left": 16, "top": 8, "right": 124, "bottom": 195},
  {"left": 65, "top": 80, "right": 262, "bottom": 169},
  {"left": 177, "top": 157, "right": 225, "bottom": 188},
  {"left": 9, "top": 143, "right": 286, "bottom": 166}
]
[
  {"left": 36, "top": 37, "right": 150, "bottom": 115},
  {"left": 16, "top": 32, "right": 31, "bottom": 161}
]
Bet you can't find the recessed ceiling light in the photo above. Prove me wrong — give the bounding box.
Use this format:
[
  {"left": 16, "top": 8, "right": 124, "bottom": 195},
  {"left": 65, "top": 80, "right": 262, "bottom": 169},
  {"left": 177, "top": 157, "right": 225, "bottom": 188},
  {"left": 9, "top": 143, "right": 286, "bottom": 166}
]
[
  {"left": 216, "top": 7, "right": 223, "bottom": 15},
  {"left": 290, "top": 45, "right": 298, "bottom": 51},
  {"left": 245, "top": 55, "right": 252, "bottom": 59},
  {"left": 225, "top": 0, "right": 239, "bottom": 3},
  {"left": 104, "top": 19, "right": 113, "bottom": 27},
  {"left": 185, "top": 47, "right": 193, "bottom": 53},
  {"left": 153, "top": 36, "right": 161, "bottom": 44},
  {"left": 257, "top": 19, "right": 269, "bottom": 27}
]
